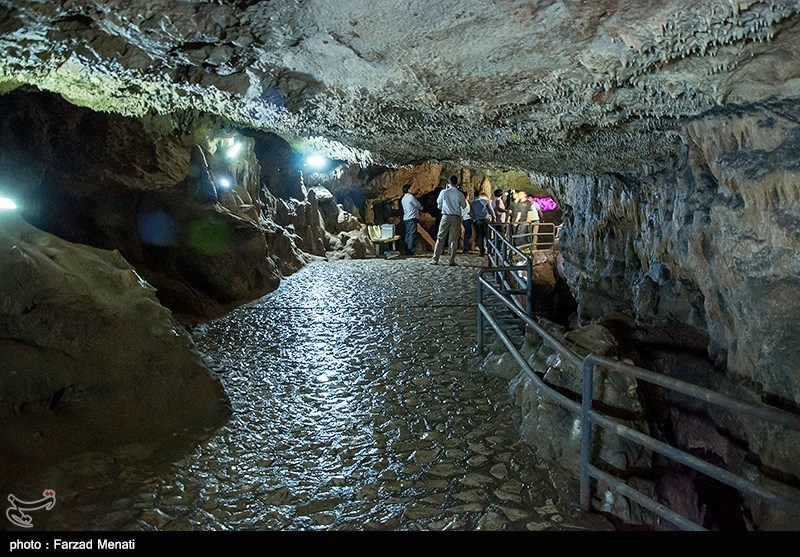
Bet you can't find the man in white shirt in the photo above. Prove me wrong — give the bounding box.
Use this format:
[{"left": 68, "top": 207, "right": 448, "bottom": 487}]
[
  {"left": 401, "top": 183, "right": 423, "bottom": 255},
  {"left": 430, "top": 175, "right": 467, "bottom": 266},
  {"left": 529, "top": 196, "right": 542, "bottom": 223}
]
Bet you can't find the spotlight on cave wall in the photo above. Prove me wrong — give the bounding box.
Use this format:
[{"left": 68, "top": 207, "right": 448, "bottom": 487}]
[
  {"left": 226, "top": 142, "right": 243, "bottom": 160},
  {"left": 217, "top": 177, "right": 233, "bottom": 190},
  {"left": 0, "top": 196, "right": 18, "bottom": 210},
  {"left": 305, "top": 154, "right": 328, "bottom": 171}
]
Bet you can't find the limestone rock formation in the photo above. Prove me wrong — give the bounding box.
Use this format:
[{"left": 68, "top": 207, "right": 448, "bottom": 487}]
[
  {"left": 0, "top": 90, "right": 370, "bottom": 321},
  {"left": 538, "top": 103, "right": 800, "bottom": 529},
  {"left": 268, "top": 187, "right": 369, "bottom": 262},
  {"left": 3, "top": 1, "right": 799, "bottom": 175},
  {"left": 554, "top": 106, "right": 800, "bottom": 453},
  {"left": 359, "top": 164, "right": 444, "bottom": 204},
  {"left": 0, "top": 213, "right": 231, "bottom": 481},
  {"left": 485, "top": 320, "right": 653, "bottom": 526},
  {"left": 2, "top": 0, "right": 800, "bottom": 531}
]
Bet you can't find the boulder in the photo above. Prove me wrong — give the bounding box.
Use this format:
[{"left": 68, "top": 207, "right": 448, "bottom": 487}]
[{"left": 0, "top": 214, "right": 231, "bottom": 483}]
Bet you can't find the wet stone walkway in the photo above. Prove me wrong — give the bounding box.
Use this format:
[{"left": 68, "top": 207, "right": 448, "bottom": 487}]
[{"left": 14, "top": 255, "right": 614, "bottom": 531}]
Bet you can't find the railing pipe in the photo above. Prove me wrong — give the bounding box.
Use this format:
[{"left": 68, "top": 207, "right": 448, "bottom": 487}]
[
  {"left": 589, "top": 466, "right": 706, "bottom": 531},
  {"left": 580, "top": 358, "right": 594, "bottom": 512},
  {"left": 477, "top": 279, "right": 484, "bottom": 355},
  {"left": 476, "top": 269, "right": 800, "bottom": 528},
  {"left": 585, "top": 354, "right": 800, "bottom": 432},
  {"left": 479, "top": 273, "right": 582, "bottom": 369},
  {"left": 525, "top": 257, "right": 533, "bottom": 316}
]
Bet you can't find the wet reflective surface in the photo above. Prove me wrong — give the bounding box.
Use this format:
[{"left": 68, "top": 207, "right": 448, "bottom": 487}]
[{"left": 7, "top": 256, "right": 614, "bottom": 531}]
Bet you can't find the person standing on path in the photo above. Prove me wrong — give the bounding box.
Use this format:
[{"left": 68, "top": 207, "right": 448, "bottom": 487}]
[
  {"left": 491, "top": 188, "right": 507, "bottom": 224},
  {"left": 527, "top": 194, "right": 543, "bottom": 249},
  {"left": 491, "top": 188, "right": 508, "bottom": 248},
  {"left": 461, "top": 187, "right": 473, "bottom": 254},
  {"left": 511, "top": 190, "right": 531, "bottom": 246},
  {"left": 470, "top": 190, "right": 496, "bottom": 257},
  {"left": 401, "top": 183, "right": 423, "bottom": 255},
  {"left": 430, "top": 175, "right": 467, "bottom": 266}
]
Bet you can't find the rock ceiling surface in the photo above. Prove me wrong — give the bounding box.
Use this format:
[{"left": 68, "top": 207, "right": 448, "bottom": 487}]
[{"left": 1, "top": 0, "right": 799, "bottom": 174}]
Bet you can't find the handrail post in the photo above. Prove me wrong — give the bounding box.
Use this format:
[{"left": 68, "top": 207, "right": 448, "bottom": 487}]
[
  {"left": 477, "top": 278, "right": 484, "bottom": 355},
  {"left": 502, "top": 227, "right": 508, "bottom": 264},
  {"left": 501, "top": 230, "right": 508, "bottom": 286},
  {"left": 490, "top": 226, "right": 497, "bottom": 267},
  {"left": 494, "top": 227, "right": 500, "bottom": 281},
  {"left": 487, "top": 227, "right": 492, "bottom": 265},
  {"left": 580, "top": 357, "right": 595, "bottom": 512},
  {"left": 525, "top": 257, "right": 533, "bottom": 316}
]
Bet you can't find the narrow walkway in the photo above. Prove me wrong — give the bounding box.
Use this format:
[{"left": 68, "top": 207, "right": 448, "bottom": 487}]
[{"left": 13, "top": 256, "right": 614, "bottom": 531}]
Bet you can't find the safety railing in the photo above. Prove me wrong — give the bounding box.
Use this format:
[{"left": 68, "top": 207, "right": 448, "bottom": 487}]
[
  {"left": 509, "top": 222, "right": 560, "bottom": 255},
  {"left": 476, "top": 269, "right": 800, "bottom": 531},
  {"left": 487, "top": 223, "right": 533, "bottom": 316}
]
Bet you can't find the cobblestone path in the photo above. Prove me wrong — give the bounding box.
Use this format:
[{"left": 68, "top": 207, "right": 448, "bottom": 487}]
[{"left": 9, "top": 256, "right": 614, "bottom": 531}]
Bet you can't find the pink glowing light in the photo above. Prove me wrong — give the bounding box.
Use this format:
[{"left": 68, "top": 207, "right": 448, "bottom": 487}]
[{"left": 533, "top": 197, "right": 557, "bottom": 211}]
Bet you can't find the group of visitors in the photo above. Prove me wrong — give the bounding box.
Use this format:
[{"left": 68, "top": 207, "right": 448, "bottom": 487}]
[
  {"left": 490, "top": 189, "right": 542, "bottom": 232},
  {"left": 400, "top": 176, "right": 543, "bottom": 266}
]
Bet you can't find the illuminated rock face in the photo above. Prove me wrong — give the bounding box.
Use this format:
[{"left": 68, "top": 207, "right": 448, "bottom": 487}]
[
  {"left": 548, "top": 105, "right": 800, "bottom": 529},
  {"left": 0, "top": 213, "right": 231, "bottom": 478},
  {"left": 556, "top": 105, "right": 800, "bottom": 413},
  {"left": 2, "top": 2, "right": 799, "bottom": 174},
  {"left": 0, "top": 90, "right": 369, "bottom": 321}
]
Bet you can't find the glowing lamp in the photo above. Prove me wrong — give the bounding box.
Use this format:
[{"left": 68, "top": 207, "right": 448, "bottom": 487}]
[
  {"left": 217, "top": 177, "right": 232, "bottom": 190},
  {"left": 0, "top": 197, "right": 18, "bottom": 210},
  {"left": 226, "top": 142, "right": 242, "bottom": 159},
  {"left": 305, "top": 154, "right": 327, "bottom": 170}
]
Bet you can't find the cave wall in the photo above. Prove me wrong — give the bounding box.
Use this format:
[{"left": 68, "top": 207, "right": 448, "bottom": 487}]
[
  {"left": 0, "top": 89, "right": 369, "bottom": 321},
  {"left": 557, "top": 103, "right": 800, "bottom": 412},
  {"left": 0, "top": 213, "right": 231, "bottom": 486},
  {"left": 0, "top": 88, "right": 378, "bottom": 480},
  {"left": 535, "top": 101, "right": 800, "bottom": 528}
]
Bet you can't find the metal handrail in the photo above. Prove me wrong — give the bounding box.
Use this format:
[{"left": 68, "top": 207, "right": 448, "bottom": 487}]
[
  {"left": 486, "top": 223, "right": 533, "bottom": 316},
  {"left": 511, "top": 222, "right": 560, "bottom": 254},
  {"left": 476, "top": 269, "right": 800, "bottom": 531}
]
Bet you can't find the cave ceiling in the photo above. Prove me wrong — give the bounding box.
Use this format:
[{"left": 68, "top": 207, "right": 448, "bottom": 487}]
[{"left": 1, "top": 0, "right": 799, "bottom": 175}]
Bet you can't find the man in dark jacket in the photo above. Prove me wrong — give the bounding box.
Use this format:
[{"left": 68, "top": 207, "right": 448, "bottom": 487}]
[{"left": 470, "top": 190, "right": 496, "bottom": 257}]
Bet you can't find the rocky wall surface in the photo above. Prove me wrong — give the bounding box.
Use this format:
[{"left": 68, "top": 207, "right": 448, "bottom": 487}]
[
  {"left": 3, "top": 2, "right": 799, "bottom": 175},
  {"left": 533, "top": 102, "right": 800, "bottom": 529},
  {"left": 0, "top": 89, "right": 369, "bottom": 321},
  {"left": 483, "top": 320, "right": 654, "bottom": 526},
  {"left": 556, "top": 104, "right": 800, "bottom": 412},
  {"left": 0, "top": 214, "right": 231, "bottom": 484}
]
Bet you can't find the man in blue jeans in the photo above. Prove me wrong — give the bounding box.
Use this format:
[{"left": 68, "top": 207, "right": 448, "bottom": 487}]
[{"left": 401, "top": 183, "right": 423, "bottom": 255}]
